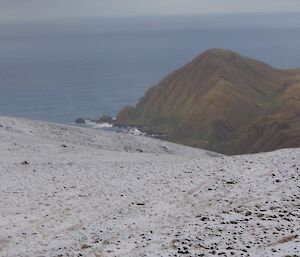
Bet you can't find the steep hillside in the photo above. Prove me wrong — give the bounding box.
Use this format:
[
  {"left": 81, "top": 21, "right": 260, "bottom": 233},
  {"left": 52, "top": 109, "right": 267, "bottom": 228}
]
[
  {"left": 115, "top": 49, "right": 300, "bottom": 154},
  {"left": 0, "top": 116, "right": 299, "bottom": 257}
]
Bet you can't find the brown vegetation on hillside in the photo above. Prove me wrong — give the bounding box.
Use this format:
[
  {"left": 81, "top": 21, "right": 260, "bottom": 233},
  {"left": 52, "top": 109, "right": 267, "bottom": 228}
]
[{"left": 115, "top": 49, "right": 300, "bottom": 155}]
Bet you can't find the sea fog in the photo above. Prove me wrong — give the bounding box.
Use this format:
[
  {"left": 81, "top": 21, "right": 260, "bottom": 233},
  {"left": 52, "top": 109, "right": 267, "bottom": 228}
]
[{"left": 0, "top": 13, "right": 300, "bottom": 123}]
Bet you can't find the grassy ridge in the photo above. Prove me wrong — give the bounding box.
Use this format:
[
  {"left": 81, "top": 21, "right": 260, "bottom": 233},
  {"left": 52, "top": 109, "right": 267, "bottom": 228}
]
[{"left": 115, "top": 49, "right": 300, "bottom": 155}]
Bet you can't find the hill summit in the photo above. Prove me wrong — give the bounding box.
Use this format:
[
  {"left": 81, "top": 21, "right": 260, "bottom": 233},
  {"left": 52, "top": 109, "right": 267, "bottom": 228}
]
[{"left": 115, "top": 49, "right": 300, "bottom": 155}]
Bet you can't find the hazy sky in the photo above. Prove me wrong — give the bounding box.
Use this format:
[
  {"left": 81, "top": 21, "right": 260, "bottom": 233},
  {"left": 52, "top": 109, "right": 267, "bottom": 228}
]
[{"left": 1, "top": 0, "right": 300, "bottom": 22}]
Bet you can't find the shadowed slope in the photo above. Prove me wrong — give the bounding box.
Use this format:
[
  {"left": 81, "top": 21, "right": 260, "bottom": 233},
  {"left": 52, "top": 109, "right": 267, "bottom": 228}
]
[{"left": 115, "top": 49, "right": 300, "bottom": 155}]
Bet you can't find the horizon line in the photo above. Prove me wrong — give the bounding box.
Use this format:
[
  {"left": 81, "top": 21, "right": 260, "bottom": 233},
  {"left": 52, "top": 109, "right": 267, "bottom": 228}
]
[{"left": 1, "top": 10, "right": 300, "bottom": 25}]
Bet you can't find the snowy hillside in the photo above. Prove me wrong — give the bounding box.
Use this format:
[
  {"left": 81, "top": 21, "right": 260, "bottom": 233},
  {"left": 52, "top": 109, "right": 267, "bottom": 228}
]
[{"left": 0, "top": 116, "right": 299, "bottom": 257}]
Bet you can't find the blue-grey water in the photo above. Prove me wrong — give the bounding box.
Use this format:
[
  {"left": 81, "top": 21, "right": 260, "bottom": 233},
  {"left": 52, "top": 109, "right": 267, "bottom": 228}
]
[{"left": 0, "top": 13, "right": 300, "bottom": 123}]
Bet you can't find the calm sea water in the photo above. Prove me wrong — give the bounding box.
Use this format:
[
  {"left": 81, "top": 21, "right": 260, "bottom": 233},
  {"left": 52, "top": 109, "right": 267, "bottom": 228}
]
[{"left": 0, "top": 13, "right": 300, "bottom": 123}]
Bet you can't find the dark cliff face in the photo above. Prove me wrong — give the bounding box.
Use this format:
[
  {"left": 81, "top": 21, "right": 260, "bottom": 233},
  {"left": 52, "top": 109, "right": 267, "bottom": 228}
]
[{"left": 115, "top": 48, "right": 300, "bottom": 155}]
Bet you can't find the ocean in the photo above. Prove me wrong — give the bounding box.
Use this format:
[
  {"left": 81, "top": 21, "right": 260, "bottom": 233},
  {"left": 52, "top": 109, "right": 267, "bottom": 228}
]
[{"left": 0, "top": 13, "right": 300, "bottom": 124}]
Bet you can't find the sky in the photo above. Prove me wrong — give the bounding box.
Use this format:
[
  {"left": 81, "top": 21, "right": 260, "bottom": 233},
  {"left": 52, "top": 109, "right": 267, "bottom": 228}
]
[{"left": 1, "top": 0, "right": 300, "bottom": 22}]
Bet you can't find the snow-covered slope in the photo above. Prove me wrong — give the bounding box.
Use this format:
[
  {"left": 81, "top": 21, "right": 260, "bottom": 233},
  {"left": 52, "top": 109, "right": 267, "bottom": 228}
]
[{"left": 0, "top": 116, "right": 299, "bottom": 257}]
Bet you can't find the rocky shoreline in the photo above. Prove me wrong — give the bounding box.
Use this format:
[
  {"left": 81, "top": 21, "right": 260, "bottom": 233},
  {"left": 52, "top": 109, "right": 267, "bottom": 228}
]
[{"left": 75, "top": 116, "right": 167, "bottom": 138}]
